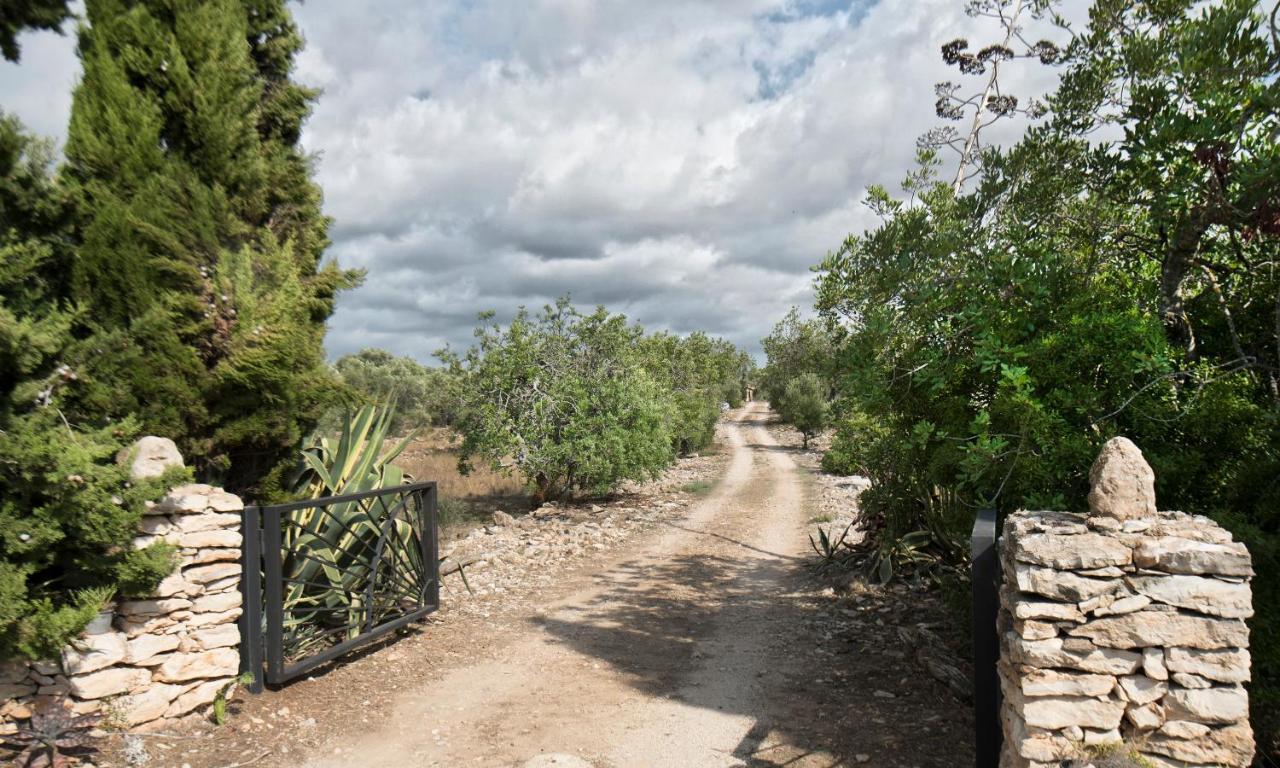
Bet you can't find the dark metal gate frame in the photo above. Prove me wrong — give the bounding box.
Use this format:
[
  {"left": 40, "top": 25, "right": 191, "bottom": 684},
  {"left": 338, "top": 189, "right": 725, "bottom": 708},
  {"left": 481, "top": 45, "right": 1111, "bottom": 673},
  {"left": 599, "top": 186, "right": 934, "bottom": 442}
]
[
  {"left": 971, "top": 507, "right": 1001, "bottom": 767},
  {"left": 239, "top": 482, "right": 440, "bottom": 691}
]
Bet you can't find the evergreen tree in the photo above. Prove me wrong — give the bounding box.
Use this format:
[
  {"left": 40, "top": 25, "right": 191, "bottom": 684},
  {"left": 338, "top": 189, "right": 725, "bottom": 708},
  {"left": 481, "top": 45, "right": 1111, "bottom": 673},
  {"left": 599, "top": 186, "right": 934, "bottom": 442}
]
[
  {"left": 0, "top": 0, "right": 73, "bottom": 62},
  {"left": 63, "top": 0, "right": 359, "bottom": 496},
  {"left": 0, "top": 113, "right": 180, "bottom": 659}
]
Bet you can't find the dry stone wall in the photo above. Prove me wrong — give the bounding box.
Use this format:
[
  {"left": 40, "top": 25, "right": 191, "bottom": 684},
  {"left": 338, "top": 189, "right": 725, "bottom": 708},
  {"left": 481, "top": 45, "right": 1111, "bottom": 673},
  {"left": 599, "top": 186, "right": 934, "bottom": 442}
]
[
  {"left": 1, "top": 441, "right": 245, "bottom": 734},
  {"left": 999, "top": 438, "right": 1254, "bottom": 768}
]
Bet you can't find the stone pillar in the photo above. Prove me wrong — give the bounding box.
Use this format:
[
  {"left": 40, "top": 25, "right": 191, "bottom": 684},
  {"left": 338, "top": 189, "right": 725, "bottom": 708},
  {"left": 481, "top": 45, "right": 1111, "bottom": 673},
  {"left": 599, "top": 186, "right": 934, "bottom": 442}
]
[
  {"left": 0, "top": 440, "right": 245, "bottom": 733},
  {"left": 998, "top": 438, "right": 1254, "bottom": 768}
]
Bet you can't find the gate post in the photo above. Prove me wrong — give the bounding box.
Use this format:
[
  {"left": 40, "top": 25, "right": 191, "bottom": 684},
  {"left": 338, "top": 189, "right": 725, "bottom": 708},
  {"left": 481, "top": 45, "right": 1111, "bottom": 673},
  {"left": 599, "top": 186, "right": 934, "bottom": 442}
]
[
  {"left": 238, "top": 505, "right": 264, "bottom": 693},
  {"left": 971, "top": 507, "right": 1000, "bottom": 768}
]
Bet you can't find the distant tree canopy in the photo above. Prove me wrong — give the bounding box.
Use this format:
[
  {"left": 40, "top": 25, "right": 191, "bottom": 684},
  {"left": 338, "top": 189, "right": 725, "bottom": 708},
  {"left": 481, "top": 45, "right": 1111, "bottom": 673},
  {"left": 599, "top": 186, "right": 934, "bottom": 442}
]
[
  {"left": 758, "top": 307, "right": 836, "bottom": 410},
  {"left": 329, "top": 349, "right": 459, "bottom": 434},
  {"left": 444, "top": 299, "right": 753, "bottom": 503}
]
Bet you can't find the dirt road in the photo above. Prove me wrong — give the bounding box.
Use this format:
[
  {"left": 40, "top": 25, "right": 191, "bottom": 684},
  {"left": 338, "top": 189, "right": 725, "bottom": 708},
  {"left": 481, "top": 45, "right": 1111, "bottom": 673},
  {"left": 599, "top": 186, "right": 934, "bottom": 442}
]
[{"left": 301, "top": 402, "right": 840, "bottom": 767}]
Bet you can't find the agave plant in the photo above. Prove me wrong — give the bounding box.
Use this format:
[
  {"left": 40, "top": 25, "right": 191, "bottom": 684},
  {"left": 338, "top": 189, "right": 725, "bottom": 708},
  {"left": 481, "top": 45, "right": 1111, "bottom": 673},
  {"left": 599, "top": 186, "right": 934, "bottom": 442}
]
[
  {"left": 280, "top": 405, "right": 426, "bottom": 659},
  {"left": 2, "top": 698, "right": 102, "bottom": 768}
]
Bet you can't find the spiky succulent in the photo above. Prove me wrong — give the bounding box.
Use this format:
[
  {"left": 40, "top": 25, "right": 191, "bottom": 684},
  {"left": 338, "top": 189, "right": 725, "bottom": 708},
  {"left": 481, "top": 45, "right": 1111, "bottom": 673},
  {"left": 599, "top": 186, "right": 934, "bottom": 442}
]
[{"left": 2, "top": 699, "right": 102, "bottom": 768}]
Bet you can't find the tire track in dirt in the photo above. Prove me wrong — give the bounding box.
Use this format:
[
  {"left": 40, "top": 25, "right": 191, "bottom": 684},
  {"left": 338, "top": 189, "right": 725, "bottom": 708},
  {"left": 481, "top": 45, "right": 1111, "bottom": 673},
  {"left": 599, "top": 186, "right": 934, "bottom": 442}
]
[{"left": 304, "top": 403, "right": 835, "bottom": 768}]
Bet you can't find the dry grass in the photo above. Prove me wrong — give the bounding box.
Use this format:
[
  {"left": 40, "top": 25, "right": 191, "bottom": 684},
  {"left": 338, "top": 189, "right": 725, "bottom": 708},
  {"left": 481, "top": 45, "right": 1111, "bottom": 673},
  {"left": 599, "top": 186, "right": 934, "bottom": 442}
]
[{"left": 394, "top": 432, "right": 527, "bottom": 537}]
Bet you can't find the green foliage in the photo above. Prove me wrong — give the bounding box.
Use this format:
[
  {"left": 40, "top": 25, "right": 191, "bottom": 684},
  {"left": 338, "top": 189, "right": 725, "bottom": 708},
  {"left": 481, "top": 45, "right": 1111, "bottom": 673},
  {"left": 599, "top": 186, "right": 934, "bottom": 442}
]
[
  {"left": 0, "top": 114, "right": 186, "bottom": 660},
  {"left": 777, "top": 373, "right": 829, "bottom": 448},
  {"left": 328, "top": 349, "right": 459, "bottom": 434},
  {"left": 60, "top": 0, "right": 359, "bottom": 497},
  {"left": 0, "top": 0, "right": 73, "bottom": 62},
  {"left": 758, "top": 308, "right": 836, "bottom": 407},
  {"left": 810, "top": 0, "right": 1279, "bottom": 752},
  {"left": 638, "top": 331, "right": 753, "bottom": 455},
  {"left": 281, "top": 404, "right": 420, "bottom": 657},
  {"left": 443, "top": 298, "right": 678, "bottom": 503}
]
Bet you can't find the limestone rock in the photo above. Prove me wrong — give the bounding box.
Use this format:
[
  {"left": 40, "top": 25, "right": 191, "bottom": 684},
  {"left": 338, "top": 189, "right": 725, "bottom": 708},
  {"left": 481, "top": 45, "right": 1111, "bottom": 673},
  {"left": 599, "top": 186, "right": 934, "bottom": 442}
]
[
  {"left": 1015, "top": 620, "right": 1059, "bottom": 641},
  {"left": 1165, "top": 647, "right": 1250, "bottom": 684},
  {"left": 120, "top": 436, "right": 183, "bottom": 481},
  {"left": 1125, "top": 574, "right": 1252, "bottom": 619},
  {"left": 493, "top": 510, "right": 515, "bottom": 526},
  {"left": 116, "top": 683, "right": 183, "bottom": 725},
  {"left": 1125, "top": 702, "right": 1165, "bottom": 730},
  {"left": 125, "top": 633, "right": 180, "bottom": 665},
  {"left": 1021, "top": 669, "right": 1115, "bottom": 698},
  {"left": 1143, "top": 647, "right": 1169, "bottom": 681},
  {"left": 173, "top": 512, "right": 242, "bottom": 533},
  {"left": 1086, "top": 437, "right": 1156, "bottom": 521},
  {"left": 1066, "top": 612, "right": 1249, "bottom": 650},
  {"left": 68, "top": 666, "right": 150, "bottom": 699},
  {"left": 1014, "top": 563, "right": 1123, "bottom": 603},
  {"left": 1018, "top": 695, "right": 1126, "bottom": 730},
  {"left": 1008, "top": 635, "right": 1141, "bottom": 675},
  {"left": 1159, "top": 720, "right": 1210, "bottom": 739},
  {"left": 183, "top": 562, "right": 240, "bottom": 585},
  {"left": 153, "top": 648, "right": 239, "bottom": 683},
  {"left": 165, "top": 677, "right": 229, "bottom": 718},
  {"left": 206, "top": 490, "right": 244, "bottom": 512},
  {"left": 191, "top": 590, "right": 242, "bottom": 614},
  {"left": 1164, "top": 686, "right": 1248, "bottom": 724},
  {"left": 1092, "top": 595, "right": 1151, "bottom": 617},
  {"left": 1144, "top": 721, "right": 1254, "bottom": 766},
  {"left": 1011, "top": 533, "right": 1132, "bottom": 570},
  {"left": 190, "top": 624, "right": 240, "bottom": 651},
  {"left": 179, "top": 529, "right": 242, "bottom": 549},
  {"left": 1013, "top": 599, "right": 1084, "bottom": 623},
  {"left": 1117, "top": 674, "right": 1166, "bottom": 705},
  {"left": 1133, "top": 537, "right": 1252, "bottom": 577},
  {"left": 156, "top": 484, "right": 214, "bottom": 514},
  {"left": 1172, "top": 672, "right": 1212, "bottom": 689},
  {"left": 119, "top": 598, "right": 193, "bottom": 617},
  {"left": 60, "top": 631, "right": 126, "bottom": 675}
]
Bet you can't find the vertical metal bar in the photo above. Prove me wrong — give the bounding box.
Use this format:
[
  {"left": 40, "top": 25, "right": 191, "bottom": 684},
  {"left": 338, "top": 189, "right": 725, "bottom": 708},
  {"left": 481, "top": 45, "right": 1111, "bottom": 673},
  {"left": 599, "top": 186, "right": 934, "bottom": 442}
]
[
  {"left": 262, "top": 506, "right": 285, "bottom": 685},
  {"left": 971, "top": 507, "right": 1001, "bottom": 768},
  {"left": 238, "top": 506, "right": 264, "bottom": 694},
  {"left": 426, "top": 484, "right": 440, "bottom": 609}
]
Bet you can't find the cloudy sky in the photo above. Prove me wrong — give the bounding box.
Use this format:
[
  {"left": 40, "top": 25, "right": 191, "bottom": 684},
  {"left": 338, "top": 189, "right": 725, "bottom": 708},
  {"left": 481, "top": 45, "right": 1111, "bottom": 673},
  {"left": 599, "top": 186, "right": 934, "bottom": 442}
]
[{"left": 0, "top": 0, "right": 1067, "bottom": 363}]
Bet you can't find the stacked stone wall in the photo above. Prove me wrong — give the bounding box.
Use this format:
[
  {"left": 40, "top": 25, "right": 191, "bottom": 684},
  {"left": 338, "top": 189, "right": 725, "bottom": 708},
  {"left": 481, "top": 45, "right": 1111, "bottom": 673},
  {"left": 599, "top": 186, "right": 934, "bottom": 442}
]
[
  {"left": 1, "top": 477, "right": 245, "bottom": 733},
  {"left": 999, "top": 438, "right": 1254, "bottom": 767}
]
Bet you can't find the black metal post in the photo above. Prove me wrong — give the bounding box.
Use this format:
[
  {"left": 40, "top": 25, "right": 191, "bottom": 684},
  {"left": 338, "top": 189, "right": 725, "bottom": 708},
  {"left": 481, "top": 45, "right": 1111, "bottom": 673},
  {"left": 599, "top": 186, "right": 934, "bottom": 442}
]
[
  {"left": 971, "top": 507, "right": 1001, "bottom": 768},
  {"left": 426, "top": 484, "right": 440, "bottom": 609},
  {"left": 238, "top": 505, "right": 264, "bottom": 693},
  {"left": 262, "top": 506, "right": 285, "bottom": 685}
]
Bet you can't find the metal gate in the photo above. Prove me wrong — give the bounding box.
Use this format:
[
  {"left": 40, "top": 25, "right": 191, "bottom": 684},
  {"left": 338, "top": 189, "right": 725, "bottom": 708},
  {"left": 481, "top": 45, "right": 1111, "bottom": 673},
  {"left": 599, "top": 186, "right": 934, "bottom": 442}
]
[{"left": 239, "top": 482, "right": 440, "bottom": 689}]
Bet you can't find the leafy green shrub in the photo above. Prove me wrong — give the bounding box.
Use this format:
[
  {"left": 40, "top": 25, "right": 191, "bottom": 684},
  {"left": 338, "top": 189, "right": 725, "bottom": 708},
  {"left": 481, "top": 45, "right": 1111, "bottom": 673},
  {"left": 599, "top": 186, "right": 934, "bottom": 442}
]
[
  {"left": 443, "top": 299, "right": 676, "bottom": 503},
  {"left": 777, "top": 373, "right": 828, "bottom": 448}
]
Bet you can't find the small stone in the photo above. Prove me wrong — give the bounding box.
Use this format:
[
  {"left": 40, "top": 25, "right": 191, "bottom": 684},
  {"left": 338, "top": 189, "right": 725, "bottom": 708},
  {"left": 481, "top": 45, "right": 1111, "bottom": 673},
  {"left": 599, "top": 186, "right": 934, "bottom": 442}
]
[
  {"left": 1021, "top": 669, "right": 1115, "bottom": 698},
  {"left": 1125, "top": 702, "right": 1165, "bottom": 730},
  {"left": 125, "top": 633, "right": 181, "bottom": 665},
  {"left": 1133, "top": 537, "right": 1252, "bottom": 577},
  {"left": 1015, "top": 620, "right": 1059, "bottom": 641},
  {"left": 206, "top": 490, "right": 244, "bottom": 512},
  {"left": 179, "top": 529, "right": 242, "bottom": 549},
  {"left": 1158, "top": 720, "right": 1210, "bottom": 739},
  {"left": 1013, "top": 600, "right": 1084, "bottom": 623},
  {"left": 153, "top": 648, "right": 240, "bottom": 683},
  {"left": 189, "top": 624, "right": 240, "bottom": 651},
  {"left": 1011, "top": 533, "right": 1132, "bottom": 570},
  {"left": 1165, "top": 647, "right": 1250, "bottom": 684},
  {"left": 1013, "top": 563, "right": 1124, "bottom": 603},
  {"left": 191, "top": 590, "right": 242, "bottom": 614},
  {"left": 183, "top": 562, "right": 240, "bottom": 584},
  {"left": 165, "top": 678, "right": 229, "bottom": 718},
  {"left": 61, "top": 632, "right": 127, "bottom": 675},
  {"left": 1066, "top": 611, "right": 1249, "bottom": 650},
  {"left": 1125, "top": 574, "right": 1252, "bottom": 619},
  {"left": 1017, "top": 695, "right": 1125, "bottom": 730},
  {"left": 1164, "top": 686, "right": 1248, "bottom": 724},
  {"left": 116, "top": 683, "right": 183, "bottom": 725},
  {"left": 68, "top": 667, "right": 150, "bottom": 699},
  {"left": 1143, "top": 647, "right": 1168, "bottom": 681},
  {"left": 1171, "top": 672, "right": 1212, "bottom": 689},
  {"left": 1092, "top": 595, "right": 1151, "bottom": 617},
  {"left": 492, "top": 510, "right": 515, "bottom": 526},
  {"left": 1117, "top": 675, "right": 1166, "bottom": 705},
  {"left": 1086, "top": 437, "right": 1156, "bottom": 521},
  {"left": 120, "top": 436, "right": 184, "bottom": 481}
]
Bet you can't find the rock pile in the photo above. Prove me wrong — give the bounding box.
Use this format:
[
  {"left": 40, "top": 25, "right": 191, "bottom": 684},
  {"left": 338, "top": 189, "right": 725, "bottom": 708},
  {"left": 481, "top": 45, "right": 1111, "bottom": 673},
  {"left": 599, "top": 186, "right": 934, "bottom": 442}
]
[
  {"left": 999, "top": 439, "right": 1254, "bottom": 768},
  {"left": 1, "top": 466, "right": 244, "bottom": 735}
]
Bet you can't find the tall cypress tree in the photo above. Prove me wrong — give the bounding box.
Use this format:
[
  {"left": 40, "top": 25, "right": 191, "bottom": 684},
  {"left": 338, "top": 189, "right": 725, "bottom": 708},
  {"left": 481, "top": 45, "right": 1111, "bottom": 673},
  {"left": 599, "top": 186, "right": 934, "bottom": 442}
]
[{"left": 64, "top": 0, "right": 359, "bottom": 496}]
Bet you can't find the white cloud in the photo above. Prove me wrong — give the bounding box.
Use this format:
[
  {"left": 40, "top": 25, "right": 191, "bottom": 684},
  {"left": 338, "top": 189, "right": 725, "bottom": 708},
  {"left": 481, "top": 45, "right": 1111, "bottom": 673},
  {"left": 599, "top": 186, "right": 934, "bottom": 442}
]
[{"left": 0, "top": 0, "right": 1070, "bottom": 362}]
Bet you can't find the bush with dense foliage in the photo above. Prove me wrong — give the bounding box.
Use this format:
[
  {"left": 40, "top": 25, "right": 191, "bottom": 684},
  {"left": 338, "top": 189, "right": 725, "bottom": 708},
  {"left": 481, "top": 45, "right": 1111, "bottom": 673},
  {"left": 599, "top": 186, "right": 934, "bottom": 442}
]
[
  {"left": 777, "top": 373, "right": 828, "bottom": 449},
  {"left": 810, "top": 0, "right": 1278, "bottom": 750},
  {"left": 0, "top": 114, "right": 185, "bottom": 659},
  {"left": 639, "top": 331, "right": 754, "bottom": 455},
  {"left": 444, "top": 299, "right": 751, "bottom": 503},
  {"left": 757, "top": 308, "right": 836, "bottom": 407}
]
